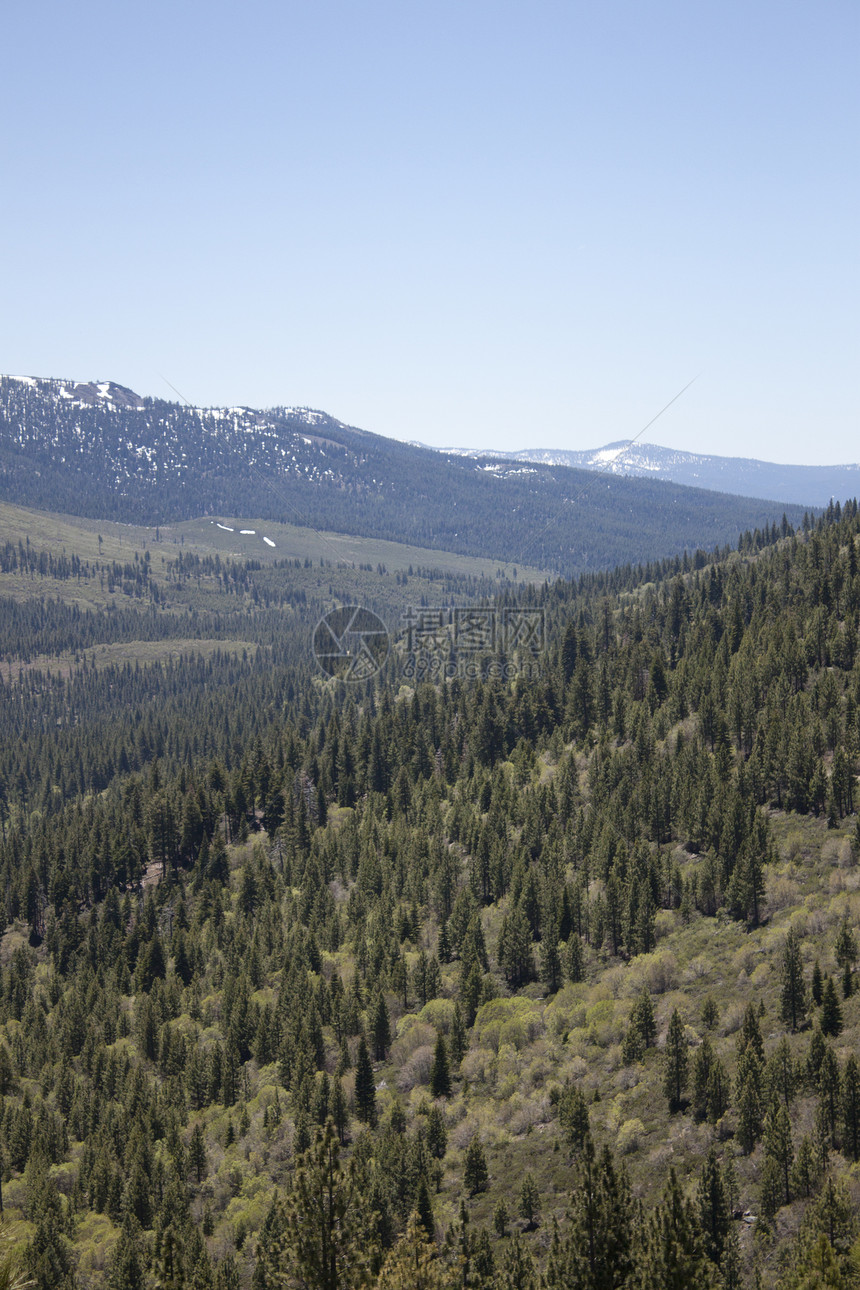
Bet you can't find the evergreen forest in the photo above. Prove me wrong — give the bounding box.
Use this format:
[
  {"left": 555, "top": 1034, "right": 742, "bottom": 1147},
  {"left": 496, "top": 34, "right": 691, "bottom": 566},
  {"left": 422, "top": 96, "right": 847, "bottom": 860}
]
[{"left": 2, "top": 492, "right": 860, "bottom": 1288}]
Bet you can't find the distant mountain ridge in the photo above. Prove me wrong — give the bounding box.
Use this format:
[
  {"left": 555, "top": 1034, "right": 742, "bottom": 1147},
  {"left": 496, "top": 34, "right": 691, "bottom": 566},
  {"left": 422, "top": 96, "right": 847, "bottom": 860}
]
[
  {"left": 0, "top": 374, "right": 811, "bottom": 575},
  {"left": 440, "top": 439, "right": 860, "bottom": 508}
]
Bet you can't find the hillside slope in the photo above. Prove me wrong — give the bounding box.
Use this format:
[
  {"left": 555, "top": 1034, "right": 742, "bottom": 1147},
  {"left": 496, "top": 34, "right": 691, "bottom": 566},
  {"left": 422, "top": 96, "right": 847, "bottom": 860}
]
[
  {"left": 0, "top": 375, "right": 809, "bottom": 575},
  {"left": 1, "top": 503, "right": 860, "bottom": 1285}
]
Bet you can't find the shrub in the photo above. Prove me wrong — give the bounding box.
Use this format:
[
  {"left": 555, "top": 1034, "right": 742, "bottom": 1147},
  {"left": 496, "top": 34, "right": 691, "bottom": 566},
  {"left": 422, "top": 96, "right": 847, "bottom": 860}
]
[{"left": 617, "top": 1118, "right": 645, "bottom": 1154}]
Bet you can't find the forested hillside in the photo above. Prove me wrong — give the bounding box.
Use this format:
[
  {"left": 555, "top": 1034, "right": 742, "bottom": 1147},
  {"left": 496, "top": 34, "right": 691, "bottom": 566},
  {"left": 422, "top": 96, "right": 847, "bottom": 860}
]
[
  {"left": 0, "top": 375, "right": 810, "bottom": 574},
  {"left": 2, "top": 500, "right": 860, "bottom": 1287}
]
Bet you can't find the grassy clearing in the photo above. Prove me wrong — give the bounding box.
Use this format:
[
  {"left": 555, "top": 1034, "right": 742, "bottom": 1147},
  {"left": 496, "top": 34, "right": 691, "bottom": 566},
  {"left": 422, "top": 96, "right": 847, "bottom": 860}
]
[
  {"left": 0, "top": 501, "right": 551, "bottom": 585},
  {"left": 0, "top": 638, "right": 259, "bottom": 681}
]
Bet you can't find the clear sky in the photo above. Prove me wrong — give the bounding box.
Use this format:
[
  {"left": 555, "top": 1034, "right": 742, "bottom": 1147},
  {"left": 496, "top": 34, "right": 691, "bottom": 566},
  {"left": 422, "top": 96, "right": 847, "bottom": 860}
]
[{"left": 1, "top": 1, "right": 857, "bottom": 463}]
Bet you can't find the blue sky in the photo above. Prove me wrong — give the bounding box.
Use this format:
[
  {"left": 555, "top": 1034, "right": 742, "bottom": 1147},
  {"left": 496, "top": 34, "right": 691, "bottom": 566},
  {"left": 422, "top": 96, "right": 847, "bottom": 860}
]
[{"left": 2, "top": 1, "right": 857, "bottom": 462}]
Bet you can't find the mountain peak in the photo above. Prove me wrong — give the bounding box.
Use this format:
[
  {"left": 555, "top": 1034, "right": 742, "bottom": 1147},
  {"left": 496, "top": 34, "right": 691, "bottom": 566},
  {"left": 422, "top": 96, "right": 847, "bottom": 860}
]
[{"left": 4, "top": 374, "right": 146, "bottom": 411}]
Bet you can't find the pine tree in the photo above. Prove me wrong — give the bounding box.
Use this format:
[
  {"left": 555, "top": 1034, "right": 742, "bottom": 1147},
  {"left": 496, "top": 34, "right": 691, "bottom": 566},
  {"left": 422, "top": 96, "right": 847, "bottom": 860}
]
[
  {"left": 106, "top": 1215, "right": 147, "bottom": 1290},
  {"left": 463, "top": 1136, "right": 488, "bottom": 1196},
  {"left": 696, "top": 1146, "right": 731, "bottom": 1269},
  {"left": 779, "top": 1233, "right": 845, "bottom": 1290},
  {"left": 759, "top": 1155, "right": 783, "bottom": 1227},
  {"left": 426, "top": 1106, "right": 447, "bottom": 1160},
  {"left": 766, "top": 1035, "right": 798, "bottom": 1110},
  {"left": 539, "top": 926, "right": 563, "bottom": 995},
  {"left": 332, "top": 1078, "right": 350, "bottom": 1146},
  {"left": 372, "top": 993, "right": 391, "bottom": 1061},
  {"left": 429, "top": 1034, "right": 451, "bottom": 1099},
  {"left": 415, "top": 1175, "right": 435, "bottom": 1241},
  {"left": 283, "top": 1122, "right": 371, "bottom": 1290},
  {"left": 726, "top": 839, "right": 766, "bottom": 926},
  {"left": 375, "top": 1209, "right": 451, "bottom": 1289},
  {"left": 763, "top": 1102, "right": 794, "bottom": 1205},
  {"left": 548, "top": 1138, "right": 635, "bottom": 1289},
  {"left": 821, "top": 977, "right": 843, "bottom": 1037},
  {"left": 558, "top": 1081, "right": 590, "bottom": 1151},
  {"left": 633, "top": 987, "right": 656, "bottom": 1047},
  {"left": 500, "top": 1232, "right": 536, "bottom": 1290},
  {"left": 706, "top": 1059, "right": 730, "bottom": 1125},
  {"left": 639, "top": 1167, "right": 718, "bottom": 1290},
  {"left": 818, "top": 1046, "right": 842, "bottom": 1148},
  {"left": 811, "top": 1174, "right": 854, "bottom": 1251},
  {"left": 780, "top": 925, "right": 807, "bottom": 1032},
  {"left": 807, "top": 1022, "right": 827, "bottom": 1083},
  {"left": 623, "top": 988, "right": 657, "bottom": 1065},
  {"left": 691, "top": 1037, "right": 714, "bottom": 1121},
  {"left": 450, "top": 1003, "right": 467, "bottom": 1065},
  {"left": 701, "top": 996, "right": 719, "bottom": 1031},
  {"left": 565, "top": 933, "right": 585, "bottom": 983},
  {"left": 663, "top": 1008, "right": 688, "bottom": 1112},
  {"left": 188, "top": 1121, "right": 207, "bottom": 1184},
  {"left": 790, "top": 1134, "right": 819, "bottom": 1200},
  {"left": 834, "top": 918, "right": 857, "bottom": 974},
  {"left": 519, "top": 1172, "right": 540, "bottom": 1230},
  {"left": 736, "top": 1052, "right": 764, "bottom": 1155},
  {"left": 842, "top": 1053, "right": 860, "bottom": 1161},
  {"left": 23, "top": 1151, "right": 77, "bottom": 1290},
  {"left": 354, "top": 1037, "right": 377, "bottom": 1127},
  {"left": 736, "top": 1001, "right": 765, "bottom": 1062}
]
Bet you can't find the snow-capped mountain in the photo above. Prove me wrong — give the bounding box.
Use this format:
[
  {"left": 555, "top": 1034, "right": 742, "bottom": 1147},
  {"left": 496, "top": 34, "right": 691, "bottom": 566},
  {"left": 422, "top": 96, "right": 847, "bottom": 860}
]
[
  {"left": 0, "top": 375, "right": 811, "bottom": 574},
  {"left": 442, "top": 441, "right": 860, "bottom": 509}
]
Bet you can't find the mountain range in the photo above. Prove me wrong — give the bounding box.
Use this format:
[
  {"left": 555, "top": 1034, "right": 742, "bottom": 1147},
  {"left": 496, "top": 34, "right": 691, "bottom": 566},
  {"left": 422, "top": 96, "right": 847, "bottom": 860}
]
[
  {"left": 439, "top": 440, "right": 860, "bottom": 508},
  {"left": 0, "top": 375, "right": 812, "bottom": 577}
]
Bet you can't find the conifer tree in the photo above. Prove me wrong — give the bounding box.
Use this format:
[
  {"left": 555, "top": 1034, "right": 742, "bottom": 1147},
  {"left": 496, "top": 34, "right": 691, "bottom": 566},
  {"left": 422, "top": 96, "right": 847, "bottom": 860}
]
[
  {"left": 807, "top": 1022, "right": 827, "bottom": 1083},
  {"left": 821, "top": 977, "right": 843, "bottom": 1038},
  {"left": 354, "top": 1037, "right": 377, "bottom": 1128},
  {"left": 284, "top": 1122, "right": 371, "bottom": 1290},
  {"left": 429, "top": 1034, "right": 451, "bottom": 1099},
  {"left": 763, "top": 1102, "right": 794, "bottom": 1205},
  {"left": 565, "top": 933, "right": 585, "bottom": 983},
  {"left": 450, "top": 1002, "right": 467, "bottom": 1065},
  {"left": 558, "top": 1081, "right": 590, "bottom": 1151},
  {"left": 500, "top": 1232, "right": 536, "bottom": 1290},
  {"left": 790, "top": 1134, "right": 819, "bottom": 1200},
  {"left": 426, "top": 1105, "right": 447, "bottom": 1161},
  {"left": 701, "top": 996, "right": 719, "bottom": 1031},
  {"left": 759, "top": 1155, "right": 783, "bottom": 1227},
  {"left": 546, "top": 1138, "right": 635, "bottom": 1290},
  {"left": 106, "top": 1215, "right": 147, "bottom": 1290},
  {"left": 696, "top": 1147, "right": 731, "bottom": 1270},
  {"left": 691, "top": 1037, "right": 714, "bottom": 1121},
  {"left": 414, "top": 1176, "right": 435, "bottom": 1241},
  {"left": 332, "top": 1078, "right": 350, "bottom": 1146},
  {"left": 539, "top": 924, "right": 563, "bottom": 995},
  {"left": 375, "top": 1209, "right": 451, "bottom": 1290},
  {"left": 463, "top": 1136, "right": 488, "bottom": 1196},
  {"left": 372, "top": 994, "right": 391, "bottom": 1061},
  {"left": 835, "top": 918, "right": 857, "bottom": 975},
  {"left": 188, "top": 1121, "right": 207, "bottom": 1184},
  {"left": 736, "top": 1053, "right": 764, "bottom": 1155},
  {"left": 519, "top": 1173, "right": 540, "bottom": 1230},
  {"left": 638, "top": 1167, "right": 718, "bottom": 1290},
  {"left": 663, "top": 1009, "right": 688, "bottom": 1112},
  {"left": 842, "top": 1053, "right": 860, "bottom": 1161},
  {"left": 818, "top": 1047, "right": 842, "bottom": 1147},
  {"left": 780, "top": 925, "right": 807, "bottom": 1032}
]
